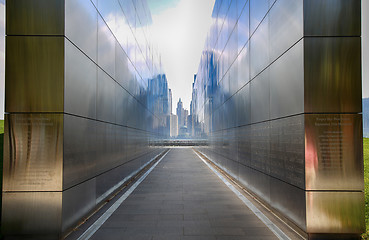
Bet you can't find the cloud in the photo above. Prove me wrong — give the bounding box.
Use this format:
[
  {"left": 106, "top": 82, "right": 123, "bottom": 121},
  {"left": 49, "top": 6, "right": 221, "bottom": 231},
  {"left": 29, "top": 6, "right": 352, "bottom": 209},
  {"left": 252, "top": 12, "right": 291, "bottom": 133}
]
[{"left": 150, "top": 0, "right": 215, "bottom": 113}]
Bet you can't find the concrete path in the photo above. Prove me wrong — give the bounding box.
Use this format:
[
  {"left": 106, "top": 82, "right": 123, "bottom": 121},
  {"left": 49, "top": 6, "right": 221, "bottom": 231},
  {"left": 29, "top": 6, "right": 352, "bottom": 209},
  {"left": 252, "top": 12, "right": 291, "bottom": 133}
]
[{"left": 90, "top": 148, "right": 278, "bottom": 240}]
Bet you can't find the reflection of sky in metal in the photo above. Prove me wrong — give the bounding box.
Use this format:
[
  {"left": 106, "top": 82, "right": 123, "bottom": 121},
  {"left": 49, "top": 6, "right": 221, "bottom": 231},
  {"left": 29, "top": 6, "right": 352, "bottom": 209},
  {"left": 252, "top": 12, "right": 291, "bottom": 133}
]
[
  {"left": 0, "top": 1, "right": 368, "bottom": 119},
  {"left": 147, "top": 0, "right": 181, "bottom": 14}
]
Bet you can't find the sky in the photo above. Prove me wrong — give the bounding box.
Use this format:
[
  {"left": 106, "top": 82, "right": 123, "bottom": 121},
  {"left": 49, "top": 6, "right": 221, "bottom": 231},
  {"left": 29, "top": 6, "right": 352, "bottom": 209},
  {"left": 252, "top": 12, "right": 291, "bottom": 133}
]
[{"left": 148, "top": 0, "right": 215, "bottom": 113}]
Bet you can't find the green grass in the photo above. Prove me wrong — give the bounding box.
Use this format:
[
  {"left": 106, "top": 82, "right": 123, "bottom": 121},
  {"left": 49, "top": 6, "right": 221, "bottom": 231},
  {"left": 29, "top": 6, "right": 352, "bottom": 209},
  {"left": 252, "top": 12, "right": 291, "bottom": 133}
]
[{"left": 364, "top": 138, "right": 369, "bottom": 239}]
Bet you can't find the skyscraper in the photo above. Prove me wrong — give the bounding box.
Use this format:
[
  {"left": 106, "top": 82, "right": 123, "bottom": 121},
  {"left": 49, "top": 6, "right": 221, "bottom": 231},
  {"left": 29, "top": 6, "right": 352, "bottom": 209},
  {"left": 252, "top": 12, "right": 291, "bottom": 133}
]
[
  {"left": 176, "top": 98, "right": 184, "bottom": 128},
  {"left": 148, "top": 74, "right": 171, "bottom": 136}
]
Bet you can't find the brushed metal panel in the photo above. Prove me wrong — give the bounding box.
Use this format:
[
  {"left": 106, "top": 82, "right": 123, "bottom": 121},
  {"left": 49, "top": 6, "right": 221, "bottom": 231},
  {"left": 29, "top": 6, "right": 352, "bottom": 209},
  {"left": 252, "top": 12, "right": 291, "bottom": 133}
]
[
  {"left": 5, "top": 36, "right": 64, "bottom": 113},
  {"left": 127, "top": 64, "right": 137, "bottom": 96},
  {"left": 228, "top": 60, "right": 238, "bottom": 98},
  {"left": 116, "top": 43, "right": 130, "bottom": 90},
  {"left": 250, "top": 13, "right": 269, "bottom": 79},
  {"left": 98, "top": 14, "right": 116, "bottom": 79},
  {"left": 304, "top": 0, "right": 361, "bottom": 36},
  {"left": 305, "top": 114, "right": 364, "bottom": 191},
  {"left": 269, "top": 177, "right": 306, "bottom": 231},
  {"left": 270, "top": 40, "right": 304, "bottom": 119},
  {"left": 228, "top": 0, "right": 238, "bottom": 33},
  {"left": 3, "top": 114, "right": 63, "bottom": 192},
  {"left": 95, "top": 121, "right": 117, "bottom": 175},
  {"left": 6, "top": 0, "right": 64, "bottom": 35},
  {"left": 63, "top": 114, "right": 97, "bottom": 189},
  {"left": 237, "top": 83, "right": 251, "bottom": 126},
  {"left": 251, "top": 121, "right": 270, "bottom": 175},
  {"left": 115, "top": 85, "right": 128, "bottom": 125},
  {"left": 62, "top": 178, "right": 96, "bottom": 233},
  {"left": 115, "top": 125, "right": 126, "bottom": 163},
  {"left": 65, "top": 0, "right": 98, "bottom": 61},
  {"left": 270, "top": 115, "right": 305, "bottom": 189},
  {"left": 238, "top": 164, "right": 271, "bottom": 204},
  {"left": 2, "top": 192, "right": 62, "bottom": 235},
  {"left": 306, "top": 191, "right": 365, "bottom": 233},
  {"left": 97, "top": 0, "right": 119, "bottom": 35},
  {"left": 126, "top": 95, "right": 136, "bottom": 128},
  {"left": 250, "top": 0, "right": 269, "bottom": 35},
  {"left": 250, "top": 69, "right": 270, "bottom": 123},
  {"left": 269, "top": 0, "right": 303, "bottom": 63},
  {"left": 97, "top": 68, "right": 116, "bottom": 123},
  {"left": 65, "top": 39, "right": 97, "bottom": 119},
  {"left": 237, "top": 0, "right": 249, "bottom": 53},
  {"left": 238, "top": 125, "right": 251, "bottom": 167},
  {"left": 237, "top": 42, "right": 250, "bottom": 90},
  {"left": 126, "top": 127, "right": 137, "bottom": 161},
  {"left": 304, "top": 37, "right": 362, "bottom": 113}
]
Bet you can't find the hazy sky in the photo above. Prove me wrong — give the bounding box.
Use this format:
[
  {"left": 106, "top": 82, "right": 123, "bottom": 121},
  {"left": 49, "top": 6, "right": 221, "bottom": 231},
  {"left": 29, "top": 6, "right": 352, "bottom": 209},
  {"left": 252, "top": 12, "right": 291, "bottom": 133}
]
[{"left": 148, "top": 0, "right": 215, "bottom": 113}]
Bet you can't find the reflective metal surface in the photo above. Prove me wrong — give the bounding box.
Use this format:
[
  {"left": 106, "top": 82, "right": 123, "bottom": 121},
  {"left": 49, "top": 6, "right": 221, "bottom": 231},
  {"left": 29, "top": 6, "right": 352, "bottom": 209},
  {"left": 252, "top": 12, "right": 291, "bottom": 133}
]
[
  {"left": 97, "top": 14, "right": 116, "bottom": 79},
  {"left": 65, "top": 39, "right": 97, "bottom": 119},
  {"left": 306, "top": 191, "right": 365, "bottom": 233},
  {"left": 305, "top": 114, "right": 364, "bottom": 191},
  {"left": 97, "top": 68, "right": 116, "bottom": 123},
  {"left": 250, "top": 12, "right": 269, "bottom": 79},
  {"left": 4, "top": 0, "right": 168, "bottom": 237},
  {"left": 250, "top": 69, "right": 270, "bottom": 123},
  {"left": 270, "top": 177, "right": 306, "bottom": 230},
  {"left": 270, "top": 115, "right": 305, "bottom": 189},
  {"left": 304, "top": 37, "right": 362, "bottom": 113},
  {"left": 193, "top": 0, "right": 364, "bottom": 236},
  {"left": 5, "top": 36, "right": 64, "bottom": 112},
  {"left": 270, "top": 39, "right": 304, "bottom": 119},
  {"left": 6, "top": 0, "right": 64, "bottom": 35},
  {"left": 303, "top": 0, "right": 361, "bottom": 36},
  {"left": 268, "top": 0, "right": 303, "bottom": 63},
  {"left": 65, "top": 0, "right": 98, "bottom": 62},
  {"left": 2, "top": 192, "right": 63, "bottom": 235},
  {"left": 3, "top": 114, "right": 63, "bottom": 192},
  {"left": 63, "top": 114, "right": 97, "bottom": 189},
  {"left": 62, "top": 179, "right": 96, "bottom": 233}
]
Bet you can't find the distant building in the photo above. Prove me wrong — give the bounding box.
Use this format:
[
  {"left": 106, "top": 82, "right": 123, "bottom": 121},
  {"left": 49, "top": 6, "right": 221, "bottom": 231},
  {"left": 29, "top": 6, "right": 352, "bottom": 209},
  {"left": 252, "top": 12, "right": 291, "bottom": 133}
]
[
  {"left": 176, "top": 98, "right": 185, "bottom": 128},
  {"left": 364, "top": 98, "right": 369, "bottom": 138},
  {"left": 170, "top": 114, "right": 178, "bottom": 137},
  {"left": 148, "top": 74, "right": 171, "bottom": 136},
  {"left": 184, "top": 109, "right": 188, "bottom": 127},
  {"left": 187, "top": 114, "right": 193, "bottom": 137},
  {"left": 169, "top": 89, "right": 172, "bottom": 114}
]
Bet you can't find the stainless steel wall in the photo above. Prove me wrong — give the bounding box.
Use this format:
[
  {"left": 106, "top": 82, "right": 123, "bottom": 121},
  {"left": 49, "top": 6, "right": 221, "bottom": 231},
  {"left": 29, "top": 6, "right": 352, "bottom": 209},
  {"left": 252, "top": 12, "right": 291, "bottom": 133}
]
[
  {"left": 3, "top": 0, "right": 166, "bottom": 238},
  {"left": 193, "top": 0, "right": 364, "bottom": 236}
]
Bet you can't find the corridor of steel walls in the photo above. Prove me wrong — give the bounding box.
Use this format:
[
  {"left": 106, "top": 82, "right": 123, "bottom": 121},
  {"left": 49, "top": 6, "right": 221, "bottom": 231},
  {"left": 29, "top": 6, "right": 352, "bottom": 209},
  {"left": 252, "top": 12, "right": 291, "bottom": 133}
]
[{"left": 1, "top": 0, "right": 364, "bottom": 239}]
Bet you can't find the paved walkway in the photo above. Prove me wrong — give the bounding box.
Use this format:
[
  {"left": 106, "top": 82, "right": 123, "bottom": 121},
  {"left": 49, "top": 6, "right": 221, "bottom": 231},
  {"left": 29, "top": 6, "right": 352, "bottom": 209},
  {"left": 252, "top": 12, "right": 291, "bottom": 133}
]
[{"left": 89, "top": 148, "right": 278, "bottom": 240}]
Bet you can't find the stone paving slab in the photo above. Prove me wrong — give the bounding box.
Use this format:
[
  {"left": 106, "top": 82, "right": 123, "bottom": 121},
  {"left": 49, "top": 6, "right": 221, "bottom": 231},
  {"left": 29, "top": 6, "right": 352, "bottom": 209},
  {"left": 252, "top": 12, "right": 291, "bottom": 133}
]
[{"left": 90, "top": 148, "right": 278, "bottom": 240}]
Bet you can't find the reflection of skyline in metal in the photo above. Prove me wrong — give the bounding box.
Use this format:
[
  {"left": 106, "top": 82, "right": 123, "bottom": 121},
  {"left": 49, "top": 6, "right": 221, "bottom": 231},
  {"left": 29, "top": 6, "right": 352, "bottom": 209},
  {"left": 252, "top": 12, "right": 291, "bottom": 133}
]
[
  {"left": 3, "top": 0, "right": 169, "bottom": 238},
  {"left": 192, "top": 0, "right": 364, "bottom": 237}
]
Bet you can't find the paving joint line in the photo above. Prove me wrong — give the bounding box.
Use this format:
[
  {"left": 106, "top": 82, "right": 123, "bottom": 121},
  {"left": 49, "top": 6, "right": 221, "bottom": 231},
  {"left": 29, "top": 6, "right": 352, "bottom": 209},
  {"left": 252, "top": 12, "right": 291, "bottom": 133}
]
[{"left": 75, "top": 149, "right": 171, "bottom": 240}]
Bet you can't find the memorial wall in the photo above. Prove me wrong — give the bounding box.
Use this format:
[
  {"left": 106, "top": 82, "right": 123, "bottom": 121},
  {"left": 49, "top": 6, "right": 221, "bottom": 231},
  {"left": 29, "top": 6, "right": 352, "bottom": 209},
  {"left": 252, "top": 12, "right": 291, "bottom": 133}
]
[
  {"left": 2, "top": 0, "right": 167, "bottom": 238},
  {"left": 193, "top": 0, "right": 364, "bottom": 237}
]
